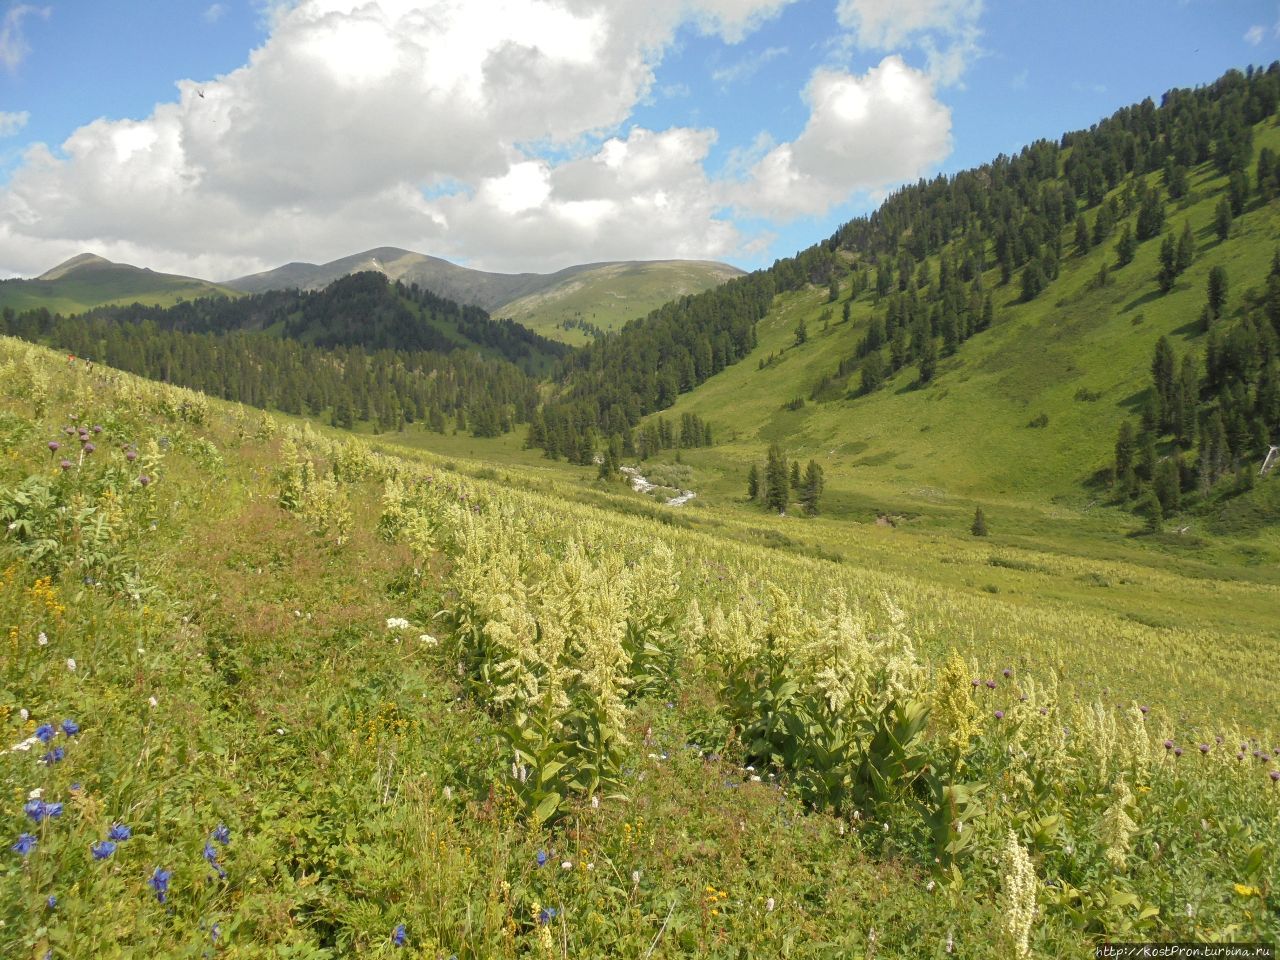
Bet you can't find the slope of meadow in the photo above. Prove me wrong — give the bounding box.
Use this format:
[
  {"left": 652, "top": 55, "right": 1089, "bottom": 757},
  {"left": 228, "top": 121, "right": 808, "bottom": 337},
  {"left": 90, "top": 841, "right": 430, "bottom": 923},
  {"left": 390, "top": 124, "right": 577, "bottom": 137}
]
[
  {"left": 2, "top": 339, "right": 1275, "bottom": 957},
  {"left": 0, "top": 255, "right": 238, "bottom": 316}
]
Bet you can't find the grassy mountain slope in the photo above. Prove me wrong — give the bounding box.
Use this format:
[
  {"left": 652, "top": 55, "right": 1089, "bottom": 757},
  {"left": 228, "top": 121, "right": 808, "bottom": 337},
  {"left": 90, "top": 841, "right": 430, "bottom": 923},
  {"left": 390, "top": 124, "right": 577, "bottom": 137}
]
[
  {"left": 1, "top": 338, "right": 1274, "bottom": 955},
  {"left": 659, "top": 121, "right": 1280, "bottom": 528},
  {"left": 494, "top": 260, "right": 745, "bottom": 345},
  {"left": 0, "top": 253, "right": 238, "bottom": 315},
  {"left": 226, "top": 247, "right": 742, "bottom": 344}
]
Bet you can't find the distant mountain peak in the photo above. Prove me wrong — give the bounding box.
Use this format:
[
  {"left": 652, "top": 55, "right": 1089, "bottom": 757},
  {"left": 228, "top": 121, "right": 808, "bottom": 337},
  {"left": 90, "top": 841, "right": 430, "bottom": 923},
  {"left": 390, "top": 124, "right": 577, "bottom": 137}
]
[{"left": 36, "top": 252, "right": 115, "bottom": 281}]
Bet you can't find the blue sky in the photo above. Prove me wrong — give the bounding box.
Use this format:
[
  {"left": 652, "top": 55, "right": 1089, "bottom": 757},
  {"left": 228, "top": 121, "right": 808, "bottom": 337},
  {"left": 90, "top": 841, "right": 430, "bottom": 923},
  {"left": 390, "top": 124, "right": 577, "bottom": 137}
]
[{"left": 1, "top": 0, "right": 1278, "bottom": 279}]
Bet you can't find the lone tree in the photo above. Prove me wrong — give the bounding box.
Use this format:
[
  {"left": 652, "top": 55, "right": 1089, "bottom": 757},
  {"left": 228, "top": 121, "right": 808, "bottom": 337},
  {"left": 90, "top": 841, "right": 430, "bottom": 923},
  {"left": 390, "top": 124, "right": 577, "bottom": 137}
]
[
  {"left": 790, "top": 460, "right": 802, "bottom": 490},
  {"left": 1142, "top": 488, "right": 1164, "bottom": 534},
  {"left": 746, "top": 463, "right": 760, "bottom": 501},
  {"left": 765, "top": 444, "right": 790, "bottom": 513},
  {"left": 971, "top": 506, "right": 989, "bottom": 537},
  {"left": 800, "top": 460, "right": 825, "bottom": 515}
]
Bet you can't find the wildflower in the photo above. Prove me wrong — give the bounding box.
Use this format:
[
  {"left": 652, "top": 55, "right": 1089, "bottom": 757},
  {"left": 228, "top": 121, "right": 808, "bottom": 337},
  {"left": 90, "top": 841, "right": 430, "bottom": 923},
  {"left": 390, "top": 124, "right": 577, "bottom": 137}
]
[
  {"left": 1163, "top": 739, "right": 1174, "bottom": 750},
  {"left": 985, "top": 680, "right": 997, "bottom": 689},
  {"left": 1174, "top": 747, "right": 1183, "bottom": 757},
  {"left": 1140, "top": 705, "right": 1149, "bottom": 714},
  {"left": 203, "top": 842, "right": 218, "bottom": 863},
  {"left": 538, "top": 907, "right": 557, "bottom": 925},
  {"left": 12, "top": 833, "right": 37, "bottom": 857},
  {"left": 28, "top": 788, "right": 42, "bottom": 800},
  {"left": 61, "top": 719, "right": 79, "bottom": 736},
  {"left": 83, "top": 442, "right": 95, "bottom": 455},
  {"left": 108, "top": 824, "right": 131, "bottom": 841},
  {"left": 139, "top": 476, "right": 150, "bottom": 487},
  {"left": 148, "top": 696, "right": 158, "bottom": 708},
  {"left": 971, "top": 679, "right": 980, "bottom": 688},
  {"left": 1270, "top": 771, "right": 1280, "bottom": 783},
  {"left": 48, "top": 441, "right": 60, "bottom": 453},
  {"left": 125, "top": 450, "right": 137, "bottom": 462},
  {"left": 926, "top": 880, "right": 936, "bottom": 892},
  {"left": 66, "top": 658, "right": 76, "bottom": 672},
  {"left": 46, "top": 802, "right": 63, "bottom": 818},
  {"left": 418, "top": 633, "right": 438, "bottom": 646},
  {"left": 148, "top": 867, "right": 172, "bottom": 903},
  {"left": 46, "top": 895, "right": 56, "bottom": 909},
  {"left": 212, "top": 824, "right": 230, "bottom": 845},
  {"left": 1002, "top": 668, "right": 1012, "bottom": 678},
  {"left": 994, "top": 710, "right": 1005, "bottom": 720},
  {"left": 946, "top": 932, "right": 955, "bottom": 954},
  {"left": 37, "top": 632, "right": 48, "bottom": 646},
  {"left": 560, "top": 860, "right": 572, "bottom": 870},
  {"left": 59, "top": 459, "right": 73, "bottom": 471},
  {"left": 766, "top": 896, "right": 776, "bottom": 911},
  {"left": 92, "top": 840, "right": 117, "bottom": 860},
  {"left": 393, "top": 923, "right": 407, "bottom": 946},
  {"left": 19, "top": 708, "right": 28, "bottom": 721},
  {"left": 536, "top": 850, "right": 548, "bottom": 868},
  {"left": 385, "top": 617, "right": 410, "bottom": 630},
  {"left": 35, "top": 724, "right": 55, "bottom": 743},
  {"left": 93, "top": 425, "right": 102, "bottom": 434},
  {"left": 632, "top": 870, "right": 641, "bottom": 885},
  {"left": 41, "top": 747, "right": 65, "bottom": 765},
  {"left": 999, "top": 831, "right": 1037, "bottom": 958},
  {"left": 1199, "top": 743, "right": 1210, "bottom": 754},
  {"left": 24, "top": 799, "right": 46, "bottom": 821}
]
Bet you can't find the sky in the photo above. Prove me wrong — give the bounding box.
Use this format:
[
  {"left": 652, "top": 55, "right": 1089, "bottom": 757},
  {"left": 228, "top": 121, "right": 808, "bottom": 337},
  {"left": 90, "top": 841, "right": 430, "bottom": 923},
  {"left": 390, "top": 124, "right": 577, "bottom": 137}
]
[{"left": 1, "top": 1, "right": 1279, "bottom": 281}]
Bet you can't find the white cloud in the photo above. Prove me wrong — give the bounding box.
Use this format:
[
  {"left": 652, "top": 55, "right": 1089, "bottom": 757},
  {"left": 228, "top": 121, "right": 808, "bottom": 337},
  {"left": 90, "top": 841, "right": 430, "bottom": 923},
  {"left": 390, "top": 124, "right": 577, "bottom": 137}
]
[
  {"left": 204, "top": 3, "right": 228, "bottom": 23},
  {"left": 0, "top": 110, "right": 29, "bottom": 136},
  {"left": 711, "top": 45, "right": 787, "bottom": 88},
  {"left": 0, "top": 4, "right": 49, "bottom": 72},
  {"left": 736, "top": 56, "right": 951, "bottom": 219},
  {"left": 1245, "top": 24, "right": 1265, "bottom": 45},
  {"left": 836, "top": 0, "right": 982, "bottom": 85},
  {"left": 0, "top": 0, "right": 952, "bottom": 280}
]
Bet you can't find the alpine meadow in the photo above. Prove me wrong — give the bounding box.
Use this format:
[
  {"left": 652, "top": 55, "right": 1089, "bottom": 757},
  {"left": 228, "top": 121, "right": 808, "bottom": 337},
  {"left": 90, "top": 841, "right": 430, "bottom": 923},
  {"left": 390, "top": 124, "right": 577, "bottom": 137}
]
[{"left": 1, "top": 4, "right": 1279, "bottom": 958}]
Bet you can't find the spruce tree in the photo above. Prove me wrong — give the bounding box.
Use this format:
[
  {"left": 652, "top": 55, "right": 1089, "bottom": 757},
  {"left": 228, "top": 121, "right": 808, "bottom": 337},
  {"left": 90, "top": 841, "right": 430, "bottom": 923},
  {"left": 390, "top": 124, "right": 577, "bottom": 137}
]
[
  {"left": 1207, "top": 266, "right": 1228, "bottom": 317},
  {"left": 790, "top": 460, "right": 802, "bottom": 490},
  {"left": 1142, "top": 488, "right": 1164, "bottom": 534},
  {"left": 1115, "top": 223, "right": 1136, "bottom": 267},
  {"left": 765, "top": 444, "right": 790, "bottom": 513},
  {"left": 971, "top": 506, "right": 989, "bottom": 536},
  {"left": 1175, "top": 220, "right": 1194, "bottom": 274},
  {"left": 747, "top": 463, "right": 759, "bottom": 500},
  {"left": 1215, "top": 197, "right": 1233, "bottom": 241},
  {"left": 801, "top": 460, "right": 824, "bottom": 515}
]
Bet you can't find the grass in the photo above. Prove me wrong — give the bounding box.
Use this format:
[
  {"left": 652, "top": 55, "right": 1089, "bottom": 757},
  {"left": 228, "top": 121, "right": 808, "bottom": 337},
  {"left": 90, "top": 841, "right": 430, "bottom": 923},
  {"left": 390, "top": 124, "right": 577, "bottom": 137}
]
[
  {"left": 0, "top": 339, "right": 1275, "bottom": 956},
  {"left": 0, "top": 259, "right": 238, "bottom": 316}
]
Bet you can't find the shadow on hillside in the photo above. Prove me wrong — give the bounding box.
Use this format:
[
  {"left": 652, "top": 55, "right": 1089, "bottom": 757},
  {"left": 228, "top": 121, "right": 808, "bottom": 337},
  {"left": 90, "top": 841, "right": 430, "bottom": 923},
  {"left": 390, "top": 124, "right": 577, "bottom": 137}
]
[{"left": 1122, "top": 288, "right": 1163, "bottom": 313}]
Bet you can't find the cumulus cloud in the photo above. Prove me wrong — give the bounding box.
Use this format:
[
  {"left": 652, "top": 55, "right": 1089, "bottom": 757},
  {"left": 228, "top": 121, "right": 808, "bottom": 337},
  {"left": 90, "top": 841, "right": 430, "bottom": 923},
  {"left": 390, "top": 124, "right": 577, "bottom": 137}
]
[
  {"left": 735, "top": 56, "right": 951, "bottom": 219},
  {"left": 0, "top": 109, "right": 29, "bottom": 136},
  {"left": 204, "top": 3, "right": 228, "bottom": 23},
  {"left": 0, "top": 0, "right": 953, "bottom": 279},
  {"left": 1245, "top": 24, "right": 1265, "bottom": 46},
  {"left": 837, "top": 0, "right": 982, "bottom": 85},
  {"left": 0, "top": 4, "right": 49, "bottom": 72}
]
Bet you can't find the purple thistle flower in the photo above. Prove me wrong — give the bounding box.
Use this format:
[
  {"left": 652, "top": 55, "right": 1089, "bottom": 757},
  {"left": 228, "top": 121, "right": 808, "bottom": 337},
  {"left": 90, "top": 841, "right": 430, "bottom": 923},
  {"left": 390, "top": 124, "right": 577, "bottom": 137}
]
[
  {"left": 1174, "top": 747, "right": 1183, "bottom": 758},
  {"left": 1199, "top": 743, "right": 1210, "bottom": 754},
  {"left": 1163, "top": 739, "right": 1174, "bottom": 751},
  {"left": 1270, "top": 771, "right": 1279, "bottom": 784},
  {"left": 125, "top": 450, "right": 137, "bottom": 462},
  {"left": 393, "top": 924, "right": 407, "bottom": 947},
  {"left": 60, "top": 459, "right": 73, "bottom": 471},
  {"left": 994, "top": 710, "right": 1005, "bottom": 720},
  {"left": 92, "top": 425, "right": 102, "bottom": 434},
  {"left": 1237, "top": 753, "right": 1246, "bottom": 761},
  {"left": 1002, "top": 668, "right": 1012, "bottom": 678},
  {"left": 83, "top": 442, "right": 95, "bottom": 454},
  {"left": 148, "top": 867, "right": 171, "bottom": 903},
  {"left": 61, "top": 719, "right": 80, "bottom": 736},
  {"left": 108, "top": 823, "right": 131, "bottom": 842},
  {"left": 35, "top": 724, "right": 55, "bottom": 743},
  {"left": 985, "top": 680, "right": 996, "bottom": 689},
  {"left": 970, "top": 679, "right": 980, "bottom": 688},
  {"left": 139, "top": 475, "right": 151, "bottom": 487},
  {"left": 1139, "top": 705, "right": 1149, "bottom": 714},
  {"left": 47, "top": 441, "right": 60, "bottom": 453},
  {"left": 12, "top": 833, "right": 37, "bottom": 857},
  {"left": 64, "top": 426, "right": 75, "bottom": 435},
  {"left": 91, "top": 840, "right": 117, "bottom": 860},
  {"left": 212, "top": 824, "right": 230, "bottom": 846}
]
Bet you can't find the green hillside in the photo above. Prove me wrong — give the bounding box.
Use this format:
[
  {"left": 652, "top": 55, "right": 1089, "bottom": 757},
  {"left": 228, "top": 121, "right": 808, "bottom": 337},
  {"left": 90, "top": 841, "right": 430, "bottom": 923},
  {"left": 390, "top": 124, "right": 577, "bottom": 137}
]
[
  {"left": 495, "top": 260, "right": 745, "bottom": 345},
  {"left": 0, "top": 254, "right": 238, "bottom": 315},
  {"left": 665, "top": 125, "right": 1280, "bottom": 509}
]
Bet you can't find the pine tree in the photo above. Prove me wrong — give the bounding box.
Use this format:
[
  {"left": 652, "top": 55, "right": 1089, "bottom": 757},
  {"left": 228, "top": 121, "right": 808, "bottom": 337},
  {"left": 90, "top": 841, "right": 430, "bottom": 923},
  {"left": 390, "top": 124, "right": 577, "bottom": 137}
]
[
  {"left": 971, "top": 506, "right": 989, "bottom": 536},
  {"left": 1207, "top": 266, "right": 1229, "bottom": 318},
  {"left": 1115, "top": 420, "right": 1135, "bottom": 484},
  {"left": 1115, "top": 223, "right": 1136, "bottom": 267},
  {"left": 1142, "top": 488, "right": 1164, "bottom": 534},
  {"left": 801, "top": 460, "right": 825, "bottom": 515},
  {"left": 790, "top": 460, "right": 802, "bottom": 490},
  {"left": 1175, "top": 220, "right": 1194, "bottom": 274},
  {"left": 1215, "top": 197, "right": 1233, "bottom": 241},
  {"left": 794, "top": 318, "right": 808, "bottom": 345},
  {"left": 747, "top": 463, "right": 759, "bottom": 500},
  {"left": 918, "top": 337, "right": 938, "bottom": 384},
  {"left": 765, "top": 444, "right": 790, "bottom": 513},
  {"left": 1074, "top": 215, "right": 1091, "bottom": 256},
  {"left": 1157, "top": 233, "right": 1177, "bottom": 293}
]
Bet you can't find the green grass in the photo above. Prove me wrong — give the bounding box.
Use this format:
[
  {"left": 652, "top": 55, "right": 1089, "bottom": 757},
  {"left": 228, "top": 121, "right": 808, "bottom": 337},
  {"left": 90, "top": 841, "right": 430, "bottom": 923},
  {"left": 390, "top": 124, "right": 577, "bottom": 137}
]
[{"left": 495, "top": 261, "right": 743, "bottom": 345}]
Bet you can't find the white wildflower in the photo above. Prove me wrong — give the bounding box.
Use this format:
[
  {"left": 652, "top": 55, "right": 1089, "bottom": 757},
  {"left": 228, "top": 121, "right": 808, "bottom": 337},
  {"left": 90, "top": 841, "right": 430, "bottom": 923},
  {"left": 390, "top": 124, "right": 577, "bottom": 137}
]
[
  {"left": 442, "top": 786, "right": 452, "bottom": 801},
  {"left": 999, "top": 831, "right": 1037, "bottom": 959},
  {"left": 27, "top": 788, "right": 42, "bottom": 800},
  {"left": 37, "top": 632, "right": 47, "bottom": 646},
  {"left": 766, "top": 897, "right": 776, "bottom": 912},
  {"left": 926, "top": 880, "right": 936, "bottom": 892},
  {"left": 19, "top": 708, "right": 28, "bottom": 721},
  {"left": 750, "top": 775, "right": 762, "bottom": 782},
  {"left": 386, "top": 617, "right": 411, "bottom": 631},
  {"left": 419, "top": 634, "right": 438, "bottom": 647},
  {"left": 66, "top": 658, "right": 76, "bottom": 672},
  {"left": 560, "top": 861, "right": 572, "bottom": 870},
  {"left": 591, "top": 796, "right": 599, "bottom": 809},
  {"left": 946, "top": 932, "right": 954, "bottom": 954},
  {"left": 148, "top": 696, "right": 158, "bottom": 708},
  {"left": 632, "top": 870, "right": 641, "bottom": 885},
  {"left": 276, "top": 727, "right": 285, "bottom": 735}
]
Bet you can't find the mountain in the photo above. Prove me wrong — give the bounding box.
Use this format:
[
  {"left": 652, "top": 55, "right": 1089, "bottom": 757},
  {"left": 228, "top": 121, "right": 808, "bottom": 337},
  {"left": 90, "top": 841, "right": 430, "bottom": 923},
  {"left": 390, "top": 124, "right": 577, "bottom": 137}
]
[
  {"left": 495, "top": 259, "right": 745, "bottom": 344},
  {"left": 224, "top": 247, "right": 743, "bottom": 343},
  {"left": 0, "top": 253, "right": 237, "bottom": 315},
  {"left": 531, "top": 65, "right": 1280, "bottom": 533}
]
